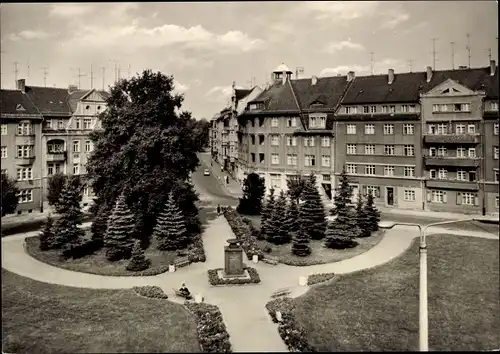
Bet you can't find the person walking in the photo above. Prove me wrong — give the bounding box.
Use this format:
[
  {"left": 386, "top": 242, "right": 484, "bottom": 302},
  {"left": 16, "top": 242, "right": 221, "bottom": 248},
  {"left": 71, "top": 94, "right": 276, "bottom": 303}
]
[{"left": 217, "top": 204, "right": 221, "bottom": 216}]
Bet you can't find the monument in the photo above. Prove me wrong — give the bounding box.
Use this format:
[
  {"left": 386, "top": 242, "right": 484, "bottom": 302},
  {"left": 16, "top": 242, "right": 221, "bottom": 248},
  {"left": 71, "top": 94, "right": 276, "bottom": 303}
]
[{"left": 224, "top": 238, "right": 245, "bottom": 277}]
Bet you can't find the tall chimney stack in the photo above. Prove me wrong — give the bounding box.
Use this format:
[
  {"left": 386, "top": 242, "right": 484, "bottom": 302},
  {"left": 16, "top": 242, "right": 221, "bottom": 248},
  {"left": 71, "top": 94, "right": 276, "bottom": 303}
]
[
  {"left": 347, "top": 71, "right": 355, "bottom": 82},
  {"left": 426, "top": 66, "right": 433, "bottom": 83},
  {"left": 490, "top": 60, "right": 496, "bottom": 76},
  {"left": 388, "top": 69, "right": 395, "bottom": 85},
  {"left": 311, "top": 75, "right": 318, "bottom": 85},
  {"left": 17, "top": 79, "right": 26, "bottom": 93}
]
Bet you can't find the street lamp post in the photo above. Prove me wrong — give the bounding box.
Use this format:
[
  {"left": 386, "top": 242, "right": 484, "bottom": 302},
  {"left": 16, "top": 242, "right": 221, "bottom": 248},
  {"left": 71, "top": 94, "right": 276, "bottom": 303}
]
[{"left": 379, "top": 218, "right": 488, "bottom": 352}]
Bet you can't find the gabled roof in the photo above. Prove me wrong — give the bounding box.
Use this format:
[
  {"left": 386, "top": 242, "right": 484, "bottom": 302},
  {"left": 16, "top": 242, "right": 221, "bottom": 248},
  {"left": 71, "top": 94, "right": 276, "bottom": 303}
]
[
  {"left": 235, "top": 89, "right": 252, "bottom": 101},
  {"left": 24, "top": 86, "right": 72, "bottom": 116},
  {"left": 67, "top": 89, "right": 109, "bottom": 113},
  {"left": 250, "top": 80, "right": 301, "bottom": 112},
  {"left": 0, "top": 89, "right": 42, "bottom": 117},
  {"left": 292, "top": 75, "right": 348, "bottom": 110}
]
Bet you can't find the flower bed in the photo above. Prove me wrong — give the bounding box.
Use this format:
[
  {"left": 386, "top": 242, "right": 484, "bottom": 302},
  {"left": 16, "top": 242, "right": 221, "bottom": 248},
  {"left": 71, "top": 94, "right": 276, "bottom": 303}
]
[
  {"left": 223, "top": 207, "right": 265, "bottom": 260},
  {"left": 307, "top": 273, "right": 336, "bottom": 286},
  {"left": 265, "top": 298, "right": 317, "bottom": 352},
  {"left": 133, "top": 286, "right": 169, "bottom": 299},
  {"left": 187, "top": 233, "right": 207, "bottom": 263},
  {"left": 207, "top": 267, "right": 261, "bottom": 286},
  {"left": 184, "top": 302, "right": 232, "bottom": 353}
]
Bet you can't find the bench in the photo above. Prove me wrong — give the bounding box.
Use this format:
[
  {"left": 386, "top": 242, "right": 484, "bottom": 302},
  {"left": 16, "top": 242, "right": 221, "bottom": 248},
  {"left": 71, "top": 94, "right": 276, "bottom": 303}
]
[
  {"left": 271, "top": 287, "right": 291, "bottom": 298},
  {"left": 174, "top": 256, "right": 190, "bottom": 268},
  {"left": 262, "top": 256, "right": 279, "bottom": 265}
]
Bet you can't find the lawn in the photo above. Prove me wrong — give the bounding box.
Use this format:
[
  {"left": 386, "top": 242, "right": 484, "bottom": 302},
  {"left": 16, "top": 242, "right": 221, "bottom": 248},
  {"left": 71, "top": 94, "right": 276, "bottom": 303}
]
[
  {"left": 1, "top": 269, "right": 201, "bottom": 353},
  {"left": 291, "top": 234, "right": 500, "bottom": 351}
]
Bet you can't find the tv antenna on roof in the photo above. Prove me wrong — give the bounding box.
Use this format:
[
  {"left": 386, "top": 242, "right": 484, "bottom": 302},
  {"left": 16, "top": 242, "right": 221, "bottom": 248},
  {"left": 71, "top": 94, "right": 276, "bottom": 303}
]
[
  {"left": 451, "top": 41, "right": 455, "bottom": 70},
  {"left": 295, "top": 67, "right": 304, "bottom": 79},
  {"left": 370, "top": 52, "right": 374, "bottom": 75},
  {"left": 466, "top": 33, "right": 471, "bottom": 68},
  {"left": 431, "top": 38, "right": 438, "bottom": 69},
  {"left": 42, "top": 67, "right": 49, "bottom": 87}
]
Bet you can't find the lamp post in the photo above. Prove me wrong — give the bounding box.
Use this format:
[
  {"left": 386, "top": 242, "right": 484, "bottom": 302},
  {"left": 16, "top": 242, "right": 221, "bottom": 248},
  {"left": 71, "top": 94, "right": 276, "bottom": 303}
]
[{"left": 379, "top": 217, "right": 488, "bottom": 352}]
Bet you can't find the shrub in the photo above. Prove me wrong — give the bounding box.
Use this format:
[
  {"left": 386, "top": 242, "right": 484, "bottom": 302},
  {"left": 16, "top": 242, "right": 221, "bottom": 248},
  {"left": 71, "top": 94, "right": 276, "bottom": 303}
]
[
  {"left": 61, "top": 240, "right": 101, "bottom": 260},
  {"left": 185, "top": 302, "right": 232, "bottom": 353},
  {"left": 1, "top": 213, "right": 93, "bottom": 237},
  {"left": 187, "top": 233, "right": 206, "bottom": 263},
  {"left": 307, "top": 273, "right": 336, "bottom": 286},
  {"left": 126, "top": 241, "right": 151, "bottom": 271},
  {"left": 264, "top": 246, "right": 272, "bottom": 253},
  {"left": 133, "top": 286, "right": 169, "bottom": 299},
  {"left": 207, "top": 267, "right": 261, "bottom": 286},
  {"left": 223, "top": 207, "right": 265, "bottom": 260},
  {"left": 39, "top": 215, "right": 55, "bottom": 251}
]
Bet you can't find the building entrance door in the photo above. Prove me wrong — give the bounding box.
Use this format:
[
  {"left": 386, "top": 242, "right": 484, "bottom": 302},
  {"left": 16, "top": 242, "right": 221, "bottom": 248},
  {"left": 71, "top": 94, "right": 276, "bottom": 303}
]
[{"left": 386, "top": 187, "right": 394, "bottom": 206}]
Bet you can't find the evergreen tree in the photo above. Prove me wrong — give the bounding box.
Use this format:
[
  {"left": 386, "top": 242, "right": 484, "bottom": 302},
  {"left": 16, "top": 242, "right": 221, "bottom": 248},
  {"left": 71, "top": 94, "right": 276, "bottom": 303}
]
[
  {"left": 267, "top": 191, "right": 290, "bottom": 244},
  {"left": 323, "top": 214, "right": 359, "bottom": 249},
  {"left": 236, "top": 173, "right": 266, "bottom": 215},
  {"left": 90, "top": 202, "right": 110, "bottom": 248},
  {"left": 126, "top": 240, "right": 151, "bottom": 271},
  {"left": 53, "top": 176, "right": 84, "bottom": 251},
  {"left": 364, "top": 192, "right": 381, "bottom": 233},
  {"left": 356, "top": 195, "right": 371, "bottom": 238},
  {"left": 298, "top": 174, "right": 327, "bottom": 240},
  {"left": 260, "top": 188, "right": 275, "bottom": 236},
  {"left": 1, "top": 173, "right": 19, "bottom": 217},
  {"left": 47, "top": 172, "right": 68, "bottom": 211},
  {"left": 286, "top": 175, "right": 306, "bottom": 203},
  {"left": 152, "top": 193, "right": 188, "bottom": 250},
  {"left": 331, "top": 167, "right": 353, "bottom": 217},
  {"left": 283, "top": 197, "right": 299, "bottom": 236},
  {"left": 39, "top": 214, "right": 55, "bottom": 251},
  {"left": 292, "top": 228, "right": 311, "bottom": 257},
  {"left": 104, "top": 193, "right": 136, "bottom": 261}
]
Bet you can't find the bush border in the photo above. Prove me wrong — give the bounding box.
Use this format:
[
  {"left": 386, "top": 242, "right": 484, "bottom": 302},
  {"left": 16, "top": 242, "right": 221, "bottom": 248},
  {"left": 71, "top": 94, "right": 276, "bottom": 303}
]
[
  {"left": 307, "top": 272, "right": 336, "bottom": 286},
  {"left": 132, "top": 285, "right": 169, "bottom": 299},
  {"left": 207, "top": 267, "right": 261, "bottom": 286}
]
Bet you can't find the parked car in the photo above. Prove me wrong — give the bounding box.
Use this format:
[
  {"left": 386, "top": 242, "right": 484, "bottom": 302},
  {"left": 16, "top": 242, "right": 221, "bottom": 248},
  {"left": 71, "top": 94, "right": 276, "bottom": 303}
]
[{"left": 204, "top": 169, "right": 210, "bottom": 176}]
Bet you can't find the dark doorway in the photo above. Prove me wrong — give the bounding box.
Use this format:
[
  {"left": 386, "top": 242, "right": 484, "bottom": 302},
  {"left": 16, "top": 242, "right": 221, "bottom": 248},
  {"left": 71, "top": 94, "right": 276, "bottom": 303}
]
[{"left": 386, "top": 187, "right": 394, "bottom": 206}]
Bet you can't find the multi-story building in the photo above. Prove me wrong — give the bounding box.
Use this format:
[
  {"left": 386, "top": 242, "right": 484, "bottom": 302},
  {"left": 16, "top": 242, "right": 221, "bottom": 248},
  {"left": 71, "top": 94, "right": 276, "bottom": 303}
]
[{"left": 0, "top": 79, "right": 109, "bottom": 215}]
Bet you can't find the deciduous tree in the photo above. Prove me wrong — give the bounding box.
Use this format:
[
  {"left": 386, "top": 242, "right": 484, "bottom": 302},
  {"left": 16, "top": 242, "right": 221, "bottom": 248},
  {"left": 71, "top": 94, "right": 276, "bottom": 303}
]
[
  {"left": 47, "top": 172, "right": 68, "bottom": 211},
  {"left": 1, "top": 174, "right": 19, "bottom": 217},
  {"left": 237, "top": 173, "right": 266, "bottom": 215},
  {"left": 286, "top": 175, "right": 306, "bottom": 203}
]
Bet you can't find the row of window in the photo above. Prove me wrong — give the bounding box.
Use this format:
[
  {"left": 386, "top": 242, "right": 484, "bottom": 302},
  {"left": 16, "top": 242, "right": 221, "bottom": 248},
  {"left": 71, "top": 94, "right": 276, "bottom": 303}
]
[
  {"left": 428, "top": 146, "right": 477, "bottom": 158},
  {"left": 345, "top": 164, "right": 416, "bottom": 177},
  {"left": 427, "top": 123, "right": 480, "bottom": 135},
  {"left": 346, "top": 144, "right": 415, "bottom": 156},
  {"left": 247, "top": 116, "right": 299, "bottom": 128},
  {"left": 16, "top": 186, "right": 92, "bottom": 204},
  {"left": 47, "top": 140, "right": 93, "bottom": 153},
  {"left": 0, "top": 141, "right": 94, "bottom": 158},
  {"left": 251, "top": 135, "right": 332, "bottom": 147},
  {"left": 428, "top": 168, "right": 477, "bottom": 181},
  {"left": 344, "top": 104, "right": 417, "bottom": 115},
  {"left": 346, "top": 123, "right": 412, "bottom": 135},
  {"left": 432, "top": 103, "right": 471, "bottom": 113},
  {"left": 45, "top": 118, "right": 94, "bottom": 130}
]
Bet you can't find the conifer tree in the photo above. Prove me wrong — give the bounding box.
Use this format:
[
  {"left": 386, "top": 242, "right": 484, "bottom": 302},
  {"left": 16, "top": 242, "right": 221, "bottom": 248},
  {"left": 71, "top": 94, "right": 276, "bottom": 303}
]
[
  {"left": 126, "top": 240, "right": 151, "bottom": 271},
  {"left": 90, "top": 202, "right": 111, "bottom": 248},
  {"left": 356, "top": 194, "right": 371, "bottom": 238},
  {"left": 331, "top": 167, "right": 353, "bottom": 217},
  {"left": 298, "top": 174, "right": 327, "bottom": 240},
  {"left": 104, "top": 193, "right": 136, "bottom": 261},
  {"left": 364, "top": 192, "right": 381, "bottom": 233},
  {"left": 39, "top": 214, "right": 55, "bottom": 251},
  {"left": 323, "top": 216, "right": 359, "bottom": 249},
  {"left": 260, "top": 188, "right": 275, "bottom": 236},
  {"left": 267, "top": 191, "right": 290, "bottom": 244},
  {"left": 152, "top": 192, "right": 188, "bottom": 250},
  {"left": 236, "top": 172, "right": 266, "bottom": 215},
  {"left": 292, "top": 228, "right": 311, "bottom": 257},
  {"left": 283, "top": 197, "right": 299, "bottom": 236}
]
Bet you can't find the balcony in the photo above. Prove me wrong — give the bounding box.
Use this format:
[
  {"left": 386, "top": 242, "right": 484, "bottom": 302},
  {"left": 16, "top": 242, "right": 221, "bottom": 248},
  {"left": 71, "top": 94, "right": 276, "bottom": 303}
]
[
  {"left": 15, "top": 135, "right": 36, "bottom": 145},
  {"left": 426, "top": 179, "right": 479, "bottom": 191},
  {"left": 46, "top": 151, "right": 67, "bottom": 162},
  {"left": 423, "top": 133, "right": 480, "bottom": 144},
  {"left": 424, "top": 155, "right": 480, "bottom": 167},
  {"left": 15, "top": 156, "right": 35, "bottom": 165}
]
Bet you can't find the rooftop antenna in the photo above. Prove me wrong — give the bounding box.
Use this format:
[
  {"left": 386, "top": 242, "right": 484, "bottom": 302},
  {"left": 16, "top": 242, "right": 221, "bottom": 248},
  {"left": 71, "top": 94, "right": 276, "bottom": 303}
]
[
  {"left": 487, "top": 48, "right": 492, "bottom": 63},
  {"left": 77, "top": 68, "right": 86, "bottom": 89},
  {"left": 27, "top": 56, "right": 30, "bottom": 77},
  {"left": 101, "top": 67, "right": 105, "bottom": 90},
  {"left": 295, "top": 67, "right": 304, "bottom": 79},
  {"left": 408, "top": 59, "right": 413, "bottom": 72},
  {"left": 110, "top": 60, "right": 118, "bottom": 83},
  {"left": 370, "top": 52, "right": 374, "bottom": 75},
  {"left": 127, "top": 64, "right": 131, "bottom": 79},
  {"left": 42, "top": 67, "right": 49, "bottom": 87},
  {"left": 451, "top": 41, "right": 455, "bottom": 70},
  {"left": 13, "top": 61, "right": 19, "bottom": 87},
  {"left": 90, "top": 64, "right": 95, "bottom": 89},
  {"left": 431, "top": 38, "right": 438, "bottom": 69},
  {"left": 117, "top": 65, "right": 121, "bottom": 81},
  {"left": 466, "top": 33, "right": 471, "bottom": 68}
]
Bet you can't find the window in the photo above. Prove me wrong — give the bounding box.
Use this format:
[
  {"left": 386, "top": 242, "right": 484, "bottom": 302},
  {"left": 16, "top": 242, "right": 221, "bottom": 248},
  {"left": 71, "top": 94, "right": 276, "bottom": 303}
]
[
  {"left": 409, "top": 105, "right": 416, "bottom": 113},
  {"left": 346, "top": 164, "right": 357, "bottom": 174},
  {"left": 467, "top": 124, "right": 476, "bottom": 134},
  {"left": 47, "top": 163, "right": 62, "bottom": 176},
  {"left": 85, "top": 105, "right": 90, "bottom": 110},
  {"left": 365, "top": 144, "right": 375, "bottom": 155},
  {"left": 384, "top": 145, "right": 395, "bottom": 155},
  {"left": 431, "top": 190, "right": 445, "bottom": 203},
  {"left": 429, "top": 147, "right": 437, "bottom": 157},
  {"left": 83, "top": 187, "right": 89, "bottom": 196},
  {"left": 461, "top": 192, "right": 476, "bottom": 205},
  {"left": 384, "top": 165, "right": 395, "bottom": 176},
  {"left": 270, "top": 174, "right": 281, "bottom": 190},
  {"left": 346, "top": 124, "right": 356, "bottom": 134},
  {"left": 468, "top": 148, "right": 476, "bottom": 158},
  {"left": 492, "top": 102, "right": 499, "bottom": 111},
  {"left": 85, "top": 140, "right": 92, "bottom": 152},
  {"left": 456, "top": 124, "right": 466, "bottom": 134},
  {"left": 345, "top": 106, "right": 357, "bottom": 114},
  {"left": 17, "top": 122, "right": 32, "bottom": 135},
  {"left": 17, "top": 189, "right": 33, "bottom": 203},
  {"left": 404, "top": 189, "right": 416, "bottom": 201},
  {"left": 16, "top": 167, "right": 33, "bottom": 180},
  {"left": 287, "top": 117, "right": 297, "bottom": 127},
  {"left": 401, "top": 105, "right": 408, "bottom": 113},
  {"left": 321, "top": 137, "right": 330, "bottom": 147},
  {"left": 432, "top": 104, "right": 439, "bottom": 112},
  {"left": 271, "top": 118, "right": 279, "bottom": 127},
  {"left": 428, "top": 124, "right": 436, "bottom": 134},
  {"left": 47, "top": 142, "right": 64, "bottom": 153},
  {"left": 309, "top": 115, "right": 326, "bottom": 128},
  {"left": 456, "top": 170, "right": 467, "bottom": 181},
  {"left": 58, "top": 120, "right": 64, "bottom": 129},
  {"left": 363, "top": 106, "right": 369, "bottom": 113},
  {"left": 403, "top": 124, "right": 414, "bottom": 135},
  {"left": 16, "top": 145, "right": 33, "bottom": 158},
  {"left": 456, "top": 147, "right": 466, "bottom": 158},
  {"left": 304, "top": 137, "right": 315, "bottom": 147},
  {"left": 73, "top": 140, "right": 80, "bottom": 153},
  {"left": 364, "top": 124, "right": 375, "bottom": 135},
  {"left": 495, "top": 170, "right": 499, "bottom": 183},
  {"left": 468, "top": 171, "right": 477, "bottom": 182},
  {"left": 437, "top": 124, "right": 447, "bottom": 135},
  {"left": 347, "top": 144, "right": 357, "bottom": 154},
  {"left": 286, "top": 136, "right": 297, "bottom": 146},
  {"left": 1, "top": 146, "right": 6, "bottom": 158},
  {"left": 365, "top": 165, "right": 376, "bottom": 175},
  {"left": 321, "top": 155, "right": 330, "bottom": 167},
  {"left": 258, "top": 118, "right": 264, "bottom": 127},
  {"left": 430, "top": 169, "right": 437, "bottom": 179},
  {"left": 382, "top": 105, "right": 388, "bottom": 113},
  {"left": 365, "top": 186, "right": 380, "bottom": 197},
  {"left": 389, "top": 105, "right": 396, "bottom": 113},
  {"left": 304, "top": 155, "right": 316, "bottom": 166},
  {"left": 287, "top": 154, "right": 297, "bottom": 165},
  {"left": 404, "top": 166, "right": 415, "bottom": 177},
  {"left": 404, "top": 145, "right": 415, "bottom": 156},
  {"left": 437, "top": 146, "right": 447, "bottom": 157},
  {"left": 251, "top": 153, "right": 255, "bottom": 162},
  {"left": 75, "top": 119, "right": 81, "bottom": 129},
  {"left": 438, "top": 168, "right": 448, "bottom": 180},
  {"left": 496, "top": 196, "right": 499, "bottom": 209},
  {"left": 370, "top": 106, "right": 376, "bottom": 113},
  {"left": 440, "top": 104, "right": 449, "bottom": 112},
  {"left": 495, "top": 123, "right": 499, "bottom": 135},
  {"left": 323, "top": 174, "right": 331, "bottom": 181},
  {"left": 1, "top": 124, "right": 7, "bottom": 135},
  {"left": 454, "top": 103, "right": 470, "bottom": 112},
  {"left": 494, "top": 147, "right": 499, "bottom": 159},
  {"left": 73, "top": 164, "right": 80, "bottom": 175},
  {"left": 383, "top": 124, "right": 394, "bottom": 135},
  {"left": 259, "top": 153, "right": 264, "bottom": 163},
  {"left": 82, "top": 118, "right": 92, "bottom": 129},
  {"left": 271, "top": 135, "right": 280, "bottom": 146},
  {"left": 271, "top": 153, "right": 280, "bottom": 165}
]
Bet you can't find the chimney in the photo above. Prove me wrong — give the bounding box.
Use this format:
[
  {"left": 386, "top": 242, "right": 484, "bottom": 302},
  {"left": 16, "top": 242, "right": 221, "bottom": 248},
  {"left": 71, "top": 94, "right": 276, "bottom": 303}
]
[
  {"left": 347, "top": 71, "right": 355, "bottom": 82},
  {"left": 388, "top": 69, "right": 395, "bottom": 85},
  {"left": 490, "top": 60, "right": 496, "bottom": 76},
  {"left": 68, "top": 84, "right": 78, "bottom": 94},
  {"left": 282, "top": 71, "right": 287, "bottom": 85},
  {"left": 17, "top": 79, "right": 26, "bottom": 93},
  {"left": 311, "top": 75, "right": 318, "bottom": 85},
  {"left": 426, "top": 66, "right": 433, "bottom": 83}
]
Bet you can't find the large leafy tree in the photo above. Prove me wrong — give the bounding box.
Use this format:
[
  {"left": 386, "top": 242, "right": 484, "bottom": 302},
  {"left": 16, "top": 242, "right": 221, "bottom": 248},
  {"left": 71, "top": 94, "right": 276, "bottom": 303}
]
[
  {"left": 236, "top": 173, "right": 266, "bottom": 215},
  {"left": 286, "top": 175, "right": 307, "bottom": 203},
  {"left": 152, "top": 193, "right": 188, "bottom": 250},
  {"left": 104, "top": 193, "right": 136, "bottom": 261},
  {"left": 47, "top": 172, "right": 68, "bottom": 210},
  {"left": 86, "top": 70, "right": 203, "bottom": 243},
  {"left": 1, "top": 173, "right": 19, "bottom": 216},
  {"left": 298, "top": 174, "right": 327, "bottom": 240},
  {"left": 260, "top": 188, "right": 275, "bottom": 236},
  {"left": 189, "top": 118, "right": 211, "bottom": 149},
  {"left": 267, "top": 190, "right": 290, "bottom": 245}
]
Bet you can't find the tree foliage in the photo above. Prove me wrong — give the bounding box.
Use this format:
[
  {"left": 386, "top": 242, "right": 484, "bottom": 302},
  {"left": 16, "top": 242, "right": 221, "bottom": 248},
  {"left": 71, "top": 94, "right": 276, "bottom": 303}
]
[
  {"left": 188, "top": 118, "right": 211, "bottom": 149},
  {"left": 39, "top": 214, "right": 55, "bottom": 251},
  {"left": 47, "top": 172, "right": 68, "bottom": 209},
  {"left": 86, "top": 70, "right": 203, "bottom": 244},
  {"left": 364, "top": 192, "right": 381, "bottom": 233},
  {"left": 298, "top": 174, "right": 327, "bottom": 240},
  {"left": 267, "top": 191, "right": 290, "bottom": 245},
  {"left": 90, "top": 201, "right": 111, "bottom": 248},
  {"left": 286, "top": 175, "right": 307, "bottom": 203},
  {"left": 283, "top": 198, "right": 299, "bottom": 236},
  {"left": 237, "top": 173, "right": 266, "bottom": 215},
  {"left": 331, "top": 167, "right": 353, "bottom": 217},
  {"left": 260, "top": 188, "right": 275, "bottom": 236},
  {"left": 356, "top": 195, "right": 371, "bottom": 238},
  {"left": 1, "top": 173, "right": 19, "bottom": 217},
  {"left": 104, "top": 193, "right": 136, "bottom": 261},
  {"left": 292, "top": 229, "right": 311, "bottom": 257},
  {"left": 152, "top": 193, "right": 188, "bottom": 250},
  {"left": 126, "top": 240, "right": 151, "bottom": 271}
]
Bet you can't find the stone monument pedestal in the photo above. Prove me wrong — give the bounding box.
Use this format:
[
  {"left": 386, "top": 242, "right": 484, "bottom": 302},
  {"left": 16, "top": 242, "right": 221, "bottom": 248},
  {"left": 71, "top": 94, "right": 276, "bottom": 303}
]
[{"left": 222, "top": 238, "right": 247, "bottom": 279}]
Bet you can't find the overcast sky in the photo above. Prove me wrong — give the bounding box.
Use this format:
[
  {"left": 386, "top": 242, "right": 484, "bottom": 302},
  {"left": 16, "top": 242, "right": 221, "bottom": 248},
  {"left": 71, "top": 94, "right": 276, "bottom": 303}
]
[{"left": 1, "top": 2, "right": 498, "bottom": 119}]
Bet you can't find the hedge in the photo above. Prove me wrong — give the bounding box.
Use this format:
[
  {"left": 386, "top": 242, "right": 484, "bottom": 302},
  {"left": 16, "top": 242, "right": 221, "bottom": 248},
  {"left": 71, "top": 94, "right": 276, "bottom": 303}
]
[
  {"left": 1, "top": 213, "right": 93, "bottom": 237},
  {"left": 223, "top": 207, "right": 265, "bottom": 261},
  {"left": 207, "top": 267, "right": 261, "bottom": 286},
  {"left": 133, "top": 286, "right": 169, "bottom": 299}
]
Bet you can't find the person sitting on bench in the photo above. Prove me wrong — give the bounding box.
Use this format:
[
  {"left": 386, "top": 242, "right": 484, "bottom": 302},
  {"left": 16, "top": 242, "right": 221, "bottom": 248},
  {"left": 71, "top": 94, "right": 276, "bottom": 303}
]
[{"left": 179, "top": 283, "right": 191, "bottom": 298}]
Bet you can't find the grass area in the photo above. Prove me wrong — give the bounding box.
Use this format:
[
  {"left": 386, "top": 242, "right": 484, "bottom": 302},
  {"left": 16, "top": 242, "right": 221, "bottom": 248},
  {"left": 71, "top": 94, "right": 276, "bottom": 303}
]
[
  {"left": 291, "top": 234, "right": 500, "bottom": 351},
  {"left": 1, "top": 269, "right": 201, "bottom": 353}
]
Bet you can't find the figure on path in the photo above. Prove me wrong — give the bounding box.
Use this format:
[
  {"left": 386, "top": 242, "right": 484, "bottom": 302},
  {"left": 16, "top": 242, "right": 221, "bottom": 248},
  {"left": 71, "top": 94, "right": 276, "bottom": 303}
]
[
  {"left": 217, "top": 204, "right": 221, "bottom": 216},
  {"left": 179, "top": 282, "right": 191, "bottom": 298}
]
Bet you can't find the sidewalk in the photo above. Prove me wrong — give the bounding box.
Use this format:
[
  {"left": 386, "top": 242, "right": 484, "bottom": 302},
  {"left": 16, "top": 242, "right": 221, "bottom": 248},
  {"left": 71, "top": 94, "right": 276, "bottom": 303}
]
[
  {"left": 379, "top": 206, "right": 499, "bottom": 223},
  {"left": 198, "top": 153, "right": 242, "bottom": 198}
]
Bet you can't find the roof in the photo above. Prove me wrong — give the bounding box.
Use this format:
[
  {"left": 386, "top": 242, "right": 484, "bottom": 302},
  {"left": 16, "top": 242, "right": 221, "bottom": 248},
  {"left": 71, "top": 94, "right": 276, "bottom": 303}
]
[
  {"left": 250, "top": 80, "right": 300, "bottom": 112},
  {"left": 24, "top": 86, "right": 72, "bottom": 116},
  {"left": 235, "top": 89, "right": 252, "bottom": 101},
  {"left": 0, "top": 89, "right": 42, "bottom": 117},
  {"left": 291, "top": 75, "right": 348, "bottom": 110},
  {"left": 67, "top": 89, "right": 110, "bottom": 112},
  {"left": 274, "top": 63, "right": 292, "bottom": 73}
]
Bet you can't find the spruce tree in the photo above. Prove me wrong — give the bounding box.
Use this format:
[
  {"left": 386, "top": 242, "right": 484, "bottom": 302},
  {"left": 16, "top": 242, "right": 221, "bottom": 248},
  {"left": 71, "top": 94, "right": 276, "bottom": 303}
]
[
  {"left": 39, "top": 214, "right": 55, "bottom": 251},
  {"left": 364, "top": 192, "right": 381, "bottom": 233},
  {"left": 292, "top": 228, "right": 311, "bottom": 257},
  {"left": 260, "top": 188, "right": 275, "bottom": 236},
  {"left": 356, "top": 195, "right": 371, "bottom": 238},
  {"left": 126, "top": 240, "right": 151, "bottom": 271},
  {"left": 104, "top": 193, "right": 136, "bottom": 261},
  {"left": 90, "top": 202, "right": 110, "bottom": 248},
  {"left": 324, "top": 214, "right": 359, "bottom": 249},
  {"left": 283, "top": 197, "right": 299, "bottom": 236},
  {"left": 152, "top": 192, "right": 188, "bottom": 250},
  {"left": 298, "top": 174, "right": 327, "bottom": 240},
  {"left": 331, "top": 167, "right": 353, "bottom": 217},
  {"left": 267, "top": 191, "right": 290, "bottom": 244}
]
